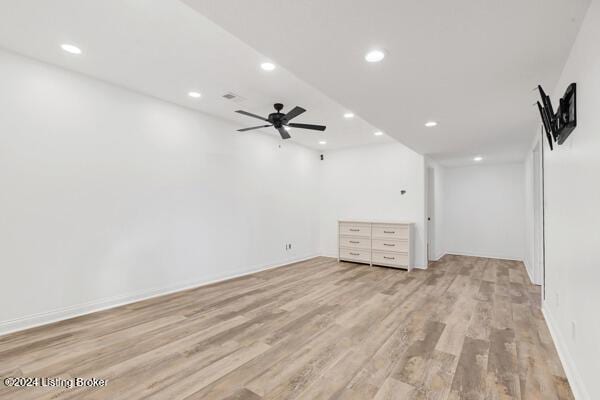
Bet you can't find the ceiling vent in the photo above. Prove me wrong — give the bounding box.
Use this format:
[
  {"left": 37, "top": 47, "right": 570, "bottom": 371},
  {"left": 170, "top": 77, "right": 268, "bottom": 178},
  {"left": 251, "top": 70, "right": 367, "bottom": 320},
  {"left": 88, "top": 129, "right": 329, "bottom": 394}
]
[{"left": 222, "top": 92, "right": 246, "bottom": 103}]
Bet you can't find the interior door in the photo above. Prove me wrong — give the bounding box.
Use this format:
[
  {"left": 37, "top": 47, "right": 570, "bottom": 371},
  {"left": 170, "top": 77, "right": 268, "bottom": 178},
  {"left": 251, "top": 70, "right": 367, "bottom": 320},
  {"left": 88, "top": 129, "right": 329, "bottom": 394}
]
[{"left": 427, "top": 167, "right": 435, "bottom": 264}]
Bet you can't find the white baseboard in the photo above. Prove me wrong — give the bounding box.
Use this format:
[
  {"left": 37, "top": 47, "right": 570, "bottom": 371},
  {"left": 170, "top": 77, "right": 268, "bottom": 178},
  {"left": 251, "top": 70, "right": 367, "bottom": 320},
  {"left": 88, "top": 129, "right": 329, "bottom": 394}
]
[
  {"left": 320, "top": 253, "right": 338, "bottom": 259},
  {"left": 542, "top": 305, "right": 590, "bottom": 400},
  {"left": 445, "top": 250, "right": 523, "bottom": 262},
  {"left": 0, "top": 254, "right": 319, "bottom": 337},
  {"left": 430, "top": 252, "right": 446, "bottom": 262}
]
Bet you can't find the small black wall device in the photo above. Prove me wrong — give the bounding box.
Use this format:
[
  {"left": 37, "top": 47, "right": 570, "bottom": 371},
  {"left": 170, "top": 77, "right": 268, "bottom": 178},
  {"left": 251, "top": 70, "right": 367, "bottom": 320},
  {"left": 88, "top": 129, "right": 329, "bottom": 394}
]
[{"left": 536, "top": 83, "right": 577, "bottom": 150}]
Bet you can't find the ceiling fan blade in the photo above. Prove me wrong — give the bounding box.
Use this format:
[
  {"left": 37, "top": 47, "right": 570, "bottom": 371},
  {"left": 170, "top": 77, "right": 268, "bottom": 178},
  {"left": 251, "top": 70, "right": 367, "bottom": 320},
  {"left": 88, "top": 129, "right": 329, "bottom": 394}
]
[
  {"left": 277, "top": 126, "right": 291, "bottom": 140},
  {"left": 235, "top": 110, "right": 269, "bottom": 122},
  {"left": 283, "top": 106, "right": 306, "bottom": 122},
  {"left": 287, "top": 123, "right": 326, "bottom": 131},
  {"left": 237, "top": 124, "right": 272, "bottom": 132}
]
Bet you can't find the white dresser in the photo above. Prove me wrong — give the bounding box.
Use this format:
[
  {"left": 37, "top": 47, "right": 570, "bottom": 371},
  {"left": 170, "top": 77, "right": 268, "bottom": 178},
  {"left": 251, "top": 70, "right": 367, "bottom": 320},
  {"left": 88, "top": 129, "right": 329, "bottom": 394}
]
[{"left": 338, "top": 220, "right": 414, "bottom": 270}]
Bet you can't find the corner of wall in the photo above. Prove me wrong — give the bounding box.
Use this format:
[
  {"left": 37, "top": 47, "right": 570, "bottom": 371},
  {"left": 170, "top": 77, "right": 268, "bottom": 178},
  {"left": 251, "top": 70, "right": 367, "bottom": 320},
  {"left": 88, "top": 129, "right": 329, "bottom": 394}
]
[{"left": 522, "top": 258, "right": 536, "bottom": 285}]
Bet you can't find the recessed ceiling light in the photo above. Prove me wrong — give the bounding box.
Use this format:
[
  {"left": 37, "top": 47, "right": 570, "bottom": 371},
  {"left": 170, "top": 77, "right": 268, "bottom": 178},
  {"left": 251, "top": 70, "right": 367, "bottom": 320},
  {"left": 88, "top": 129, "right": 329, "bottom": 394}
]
[
  {"left": 425, "top": 121, "right": 438, "bottom": 127},
  {"left": 365, "top": 49, "right": 385, "bottom": 63},
  {"left": 61, "top": 44, "right": 82, "bottom": 55},
  {"left": 319, "top": 140, "right": 327, "bottom": 145},
  {"left": 344, "top": 112, "right": 355, "bottom": 119},
  {"left": 284, "top": 126, "right": 290, "bottom": 131},
  {"left": 260, "top": 62, "right": 276, "bottom": 71},
  {"left": 474, "top": 156, "right": 483, "bottom": 162},
  {"left": 188, "top": 91, "right": 202, "bottom": 98},
  {"left": 374, "top": 131, "right": 383, "bottom": 136}
]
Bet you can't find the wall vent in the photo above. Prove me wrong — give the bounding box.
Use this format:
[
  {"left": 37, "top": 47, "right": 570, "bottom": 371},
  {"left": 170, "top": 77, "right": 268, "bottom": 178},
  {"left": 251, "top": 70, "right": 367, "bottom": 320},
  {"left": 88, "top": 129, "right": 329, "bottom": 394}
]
[{"left": 222, "top": 92, "right": 246, "bottom": 103}]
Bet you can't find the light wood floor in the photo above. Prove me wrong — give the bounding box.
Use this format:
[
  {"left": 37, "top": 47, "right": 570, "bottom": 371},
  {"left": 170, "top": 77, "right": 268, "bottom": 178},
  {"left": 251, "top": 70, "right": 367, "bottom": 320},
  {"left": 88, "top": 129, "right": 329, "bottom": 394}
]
[{"left": 0, "top": 255, "right": 572, "bottom": 400}]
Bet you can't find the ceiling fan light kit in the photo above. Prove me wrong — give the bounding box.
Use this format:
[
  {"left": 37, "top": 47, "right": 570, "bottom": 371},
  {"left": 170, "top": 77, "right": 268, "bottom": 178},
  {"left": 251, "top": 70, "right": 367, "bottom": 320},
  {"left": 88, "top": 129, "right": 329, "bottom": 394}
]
[{"left": 236, "top": 103, "right": 326, "bottom": 140}]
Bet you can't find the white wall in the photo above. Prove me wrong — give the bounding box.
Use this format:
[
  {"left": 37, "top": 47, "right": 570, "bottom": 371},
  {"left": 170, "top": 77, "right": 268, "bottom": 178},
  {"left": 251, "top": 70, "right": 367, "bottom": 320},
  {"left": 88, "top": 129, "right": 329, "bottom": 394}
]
[
  {"left": 0, "top": 50, "right": 320, "bottom": 334},
  {"left": 318, "top": 143, "right": 427, "bottom": 267},
  {"left": 542, "top": 1, "right": 600, "bottom": 398},
  {"left": 443, "top": 163, "right": 526, "bottom": 260}
]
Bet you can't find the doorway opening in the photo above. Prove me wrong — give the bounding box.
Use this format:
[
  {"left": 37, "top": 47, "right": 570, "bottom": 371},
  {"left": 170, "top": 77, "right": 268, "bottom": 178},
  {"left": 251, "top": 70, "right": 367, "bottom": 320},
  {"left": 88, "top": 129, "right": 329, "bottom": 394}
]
[
  {"left": 532, "top": 137, "right": 545, "bottom": 293},
  {"left": 427, "top": 166, "right": 436, "bottom": 266}
]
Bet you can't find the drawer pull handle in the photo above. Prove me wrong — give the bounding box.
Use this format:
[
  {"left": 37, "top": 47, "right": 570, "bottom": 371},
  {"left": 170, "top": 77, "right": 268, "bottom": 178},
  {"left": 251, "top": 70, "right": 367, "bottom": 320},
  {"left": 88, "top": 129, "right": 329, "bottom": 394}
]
[
  {"left": 349, "top": 229, "right": 360, "bottom": 232},
  {"left": 384, "top": 256, "right": 395, "bottom": 260},
  {"left": 384, "top": 243, "right": 395, "bottom": 247},
  {"left": 384, "top": 230, "right": 395, "bottom": 234},
  {"left": 349, "top": 241, "right": 359, "bottom": 244},
  {"left": 350, "top": 252, "right": 360, "bottom": 256}
]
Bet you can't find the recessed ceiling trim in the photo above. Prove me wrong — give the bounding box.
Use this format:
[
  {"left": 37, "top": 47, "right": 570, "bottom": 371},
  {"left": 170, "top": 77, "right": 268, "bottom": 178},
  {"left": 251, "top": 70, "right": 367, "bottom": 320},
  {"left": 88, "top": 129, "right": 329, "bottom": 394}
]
[
  {"left": 60, "top": 44, "right": 82, "bottom": 55},
  {"left": 260, "top": 62, "right": 276, "bottom": 71},
  {"left": 365, "top": 49, "right": 385, "bottom": 63}
]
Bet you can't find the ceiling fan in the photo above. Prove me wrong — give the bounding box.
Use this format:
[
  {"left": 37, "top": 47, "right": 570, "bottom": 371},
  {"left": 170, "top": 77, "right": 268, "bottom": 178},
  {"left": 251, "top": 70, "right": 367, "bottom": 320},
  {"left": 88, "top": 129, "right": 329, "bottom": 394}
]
[{"left": 236, "top": 103, "right": 326, "bottom": 139}]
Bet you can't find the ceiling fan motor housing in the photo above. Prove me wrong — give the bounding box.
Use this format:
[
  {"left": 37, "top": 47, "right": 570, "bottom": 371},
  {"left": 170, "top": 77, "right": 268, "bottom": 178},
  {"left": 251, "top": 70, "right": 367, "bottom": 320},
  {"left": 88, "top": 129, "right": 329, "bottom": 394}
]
[
  {"left": 270, "top": 103, "right": 285, "bottom": 127},
  {"left": 269, "top": 114, "right": 284, "bottom": 127}
]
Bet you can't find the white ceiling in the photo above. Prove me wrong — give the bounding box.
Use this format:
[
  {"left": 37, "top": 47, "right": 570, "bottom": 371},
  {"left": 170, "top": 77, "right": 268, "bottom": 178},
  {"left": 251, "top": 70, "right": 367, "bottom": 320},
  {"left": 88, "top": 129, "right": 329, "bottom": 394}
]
[
  {"left": 184, "top": 0, "right": 590, "bottom": 166},
  {"left": 0, "top": 0, "right": 394, "bottom": 151}
]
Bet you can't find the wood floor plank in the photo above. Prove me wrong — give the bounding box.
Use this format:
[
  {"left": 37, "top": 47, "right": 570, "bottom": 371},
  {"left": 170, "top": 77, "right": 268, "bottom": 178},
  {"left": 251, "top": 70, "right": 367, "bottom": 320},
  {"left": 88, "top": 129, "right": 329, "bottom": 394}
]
[
  {"left": 160, "top": 342, "right": 270, "bottom": 400},
  {"left": 419, "top": 350, "right": 457, "bottom": 400},
  {"left": 449, "top": 336, "right": 490, "bottom": 400},
  {"left": 0, "top": 255, "right": 573, "bottom": 400},
  {"left": 374, "top": 377, "right": 416, "bottom": 400},
  {"left": 220, "top": 388, "right": 262, "bottom": 400},
  {"left": 486, "top": 327, "right": 521, "bottom": 399}
]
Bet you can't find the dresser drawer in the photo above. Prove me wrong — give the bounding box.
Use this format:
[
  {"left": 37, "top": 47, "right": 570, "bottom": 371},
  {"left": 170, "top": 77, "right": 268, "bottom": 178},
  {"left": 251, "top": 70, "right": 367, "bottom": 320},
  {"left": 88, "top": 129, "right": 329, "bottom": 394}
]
[
  {"left": 372, "top": 251, "right": 408, "bottom": 268},
  {"left": 372, "top": 238, "right": 408, "bottom": 252},
  {"left": 339, "top": 223, "right": 371, "bottom": 237},
  {"left": 372, "top": 224, "right": 408, "bottom": 240},
  {"left": 339, "top": 236, "right": 371, "bottom": 250},
  {"left": 339, "top": 248, "right": 371, "bottom": 264}
]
